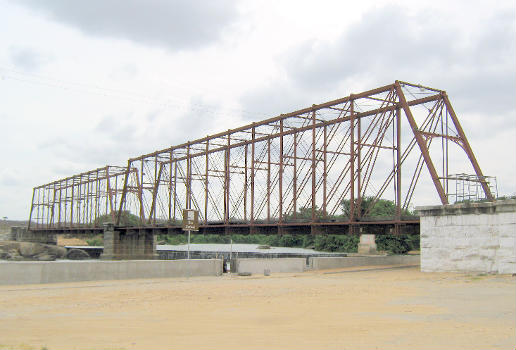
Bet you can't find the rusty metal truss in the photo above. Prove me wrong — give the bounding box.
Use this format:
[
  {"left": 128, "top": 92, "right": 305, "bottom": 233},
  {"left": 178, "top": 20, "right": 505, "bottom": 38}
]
[{"left": 28, "top": 81, "right": 493, "bottom": 233}]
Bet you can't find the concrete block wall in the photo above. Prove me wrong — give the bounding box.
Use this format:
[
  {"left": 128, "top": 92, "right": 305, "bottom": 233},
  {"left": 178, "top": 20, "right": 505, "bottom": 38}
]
[
  {"left": 11, "top": 226, "right": 56, "bottom": 245},
  {"left": 234, "top": 255, "right": 420, "bottom": 274},
  {"left": 0, "top": 259, "right": 223, "bottom": 285},
  {"left": 235, "top": 258, "right": 306, "bottom": 274},
  {"left": 310, "top": 255, "right": 419, "bottom": 270},
  {"left": 417, "top": 200, "right": 516, "bottom": 274}
]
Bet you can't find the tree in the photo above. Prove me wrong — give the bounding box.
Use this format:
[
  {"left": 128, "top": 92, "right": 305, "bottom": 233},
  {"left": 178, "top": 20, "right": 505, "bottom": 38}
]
[
  {"left": 341, "top": 197, "right": 415, "bottom": 219},
  {"left": 93, "top": 211, "right": 141, "bottom": 226},
  {"left": 283, "top": 206, "right": 326, "bottom": 222}
]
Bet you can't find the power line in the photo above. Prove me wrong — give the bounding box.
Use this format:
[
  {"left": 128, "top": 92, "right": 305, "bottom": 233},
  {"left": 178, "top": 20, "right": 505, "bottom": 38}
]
[{"left": 0, "top": 65, "right": 269, "bottom": 120}]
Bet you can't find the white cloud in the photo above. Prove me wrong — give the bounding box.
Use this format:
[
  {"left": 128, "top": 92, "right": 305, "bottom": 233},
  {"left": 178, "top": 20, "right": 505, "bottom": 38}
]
[
  {"left": 0, "top": 0, "right": 514, "bottom": 219},
  {"left": 14, "top": 0, "right": 238, "bottom": 51}
]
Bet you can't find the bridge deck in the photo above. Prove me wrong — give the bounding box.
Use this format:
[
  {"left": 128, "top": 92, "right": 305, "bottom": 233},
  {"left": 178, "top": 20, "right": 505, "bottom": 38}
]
[{"left": 28, "top": 218, "right": 419, "bottom": 236}]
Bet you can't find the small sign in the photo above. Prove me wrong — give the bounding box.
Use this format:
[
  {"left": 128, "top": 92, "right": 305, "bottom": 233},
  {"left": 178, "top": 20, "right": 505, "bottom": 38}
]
[{"left": 182, "top": 209, "right": 199, "bottom": 231}]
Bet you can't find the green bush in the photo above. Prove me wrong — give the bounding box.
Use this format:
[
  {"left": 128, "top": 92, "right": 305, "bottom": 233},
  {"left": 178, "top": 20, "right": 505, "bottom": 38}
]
[
  {"left": 302, "top": 235, "right": 315, "bottom": 248},
  {"left": 86, "top": 236, "right": 104, "bottom": 246},
  {"left": 231, "top": 234, "right": 264, "bottom": 244},
  {"left": 375, "top": 234, "right": 419, "bottom": 254},
  {"left": 158, "top": 234, "right": 187, "bottom": 245},
  {"left": 314, "top": 235, "right": 359, "bottom": 252},
  {"left": 405, "top": 234, "right": 420, "bottom": 250},
  {"left": 192, "top": 234, "right": 230, "bottom": 244}
]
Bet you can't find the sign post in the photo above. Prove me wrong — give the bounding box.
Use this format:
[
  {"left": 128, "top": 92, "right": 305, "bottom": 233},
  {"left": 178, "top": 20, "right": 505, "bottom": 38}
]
[{"left": 182, "top": 209, "right": 199, "bottom": 259}]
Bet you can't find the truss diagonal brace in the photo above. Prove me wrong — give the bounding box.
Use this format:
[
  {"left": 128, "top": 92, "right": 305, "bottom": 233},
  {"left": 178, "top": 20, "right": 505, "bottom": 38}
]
[
  {"left": 394, "top": 81, "right": 448, "bottom": 204},
  {"left": 441, "top": 93, "right": 494, "bottom": 201}
]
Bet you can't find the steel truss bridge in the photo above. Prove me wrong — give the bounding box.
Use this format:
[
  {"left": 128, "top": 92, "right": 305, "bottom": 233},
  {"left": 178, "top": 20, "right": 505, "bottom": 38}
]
[{"left": 28, "top": 81, "right": 494, "bottom": 236}]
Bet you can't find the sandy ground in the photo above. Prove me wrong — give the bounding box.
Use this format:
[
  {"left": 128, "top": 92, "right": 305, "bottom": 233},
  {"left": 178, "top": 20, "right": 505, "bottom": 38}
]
[
  {"left": 56, "top": 237, "right": 89, "bottom": 246},
  {"left": 0, "top": 266, "right": 514, "bottom": 350}
]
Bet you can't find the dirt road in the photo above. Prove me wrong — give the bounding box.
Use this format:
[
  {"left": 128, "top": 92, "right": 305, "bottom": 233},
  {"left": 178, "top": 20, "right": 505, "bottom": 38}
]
[{"left": 0, "top": 266, "right": 514, "bottom": 349}]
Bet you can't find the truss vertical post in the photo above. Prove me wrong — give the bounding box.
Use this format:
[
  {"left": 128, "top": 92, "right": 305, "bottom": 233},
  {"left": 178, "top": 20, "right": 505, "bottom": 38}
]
[
  {"left": 293, "top": 132, "right": 297, "bottom": 219},
  {"left": 173, "top": 161, "right": 177, "bottom": 222},
  {"left": 65, "top": 180, "right": 69, "bottom": 228},
  {"left": 87, "top": 174, "right": 92, "bottom": 225},
  {"left": 59, "top": 181, "right": 64, "bottom": 227},
  {"left": 139, "top": 160, "right": 145, "bottom": 221},
  {"left": 28, "top": 188, "right": 36, "bottom": 230},
  {"left": 153, "top": 155, "right": 157, "bottom": 224},
  {"left": 187, "top": 143, "right": 192, "bottom": 211},
  {"left": 95, "top": 170, "right": 100, "bottom": 225},
  {"left": 70, "top": 180, "right": 74, "bottom": 228},
  {"left": 148, "top": 162, "right": 164, "bottom": 224},
  {"left": 311, "top": 107, "right": 317, "bottom": 223},
  {"left": 205, "top": 142, "right": 209, "bottom": 225},
  {"left": 49, "top": 188, "right": 56, "bottom": 226},
  {"left": 395, "top": 107, "right": 402, "bottom": 234},
  {"left": 357, "top": 111, "right": 362, "bottom": 219},
  {"left": 350, "top": 98, "right": 355, "bottom": 226},
  {"left": 323, "top": 124, "right": 327, "bottom": 217},
  {"left": 244, "top": 143, "right": 248, "bottom": 222},
  {"left": 251, "top": 125, "right": 255, "bottom": 224},
  {"left": 267, "top": 138, "right": 271, "bottom": 222},
  {"left": 224, "top": 136, "right": 229, "bottom": 223},
  {"left": 169, "top": 150, "right": 173, "bottom": 221},
  {"left": 279, "top": 119, "right": 284, "bottom": 224}
]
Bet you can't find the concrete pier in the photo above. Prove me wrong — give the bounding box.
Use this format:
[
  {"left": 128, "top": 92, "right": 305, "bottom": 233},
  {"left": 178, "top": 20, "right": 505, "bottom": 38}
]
[
  {"left": 100, "top": 223, "right": 158, "bottom": 260},
  {"left": 357, "top": 234, "right": 378, "bottom": 254}
]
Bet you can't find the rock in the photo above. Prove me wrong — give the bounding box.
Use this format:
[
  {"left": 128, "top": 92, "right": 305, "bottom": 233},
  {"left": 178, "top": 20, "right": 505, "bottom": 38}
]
[
  {"left": 0, "top": 241, "right": 66, "bottom": 260},
  {"left": 19, "top": 242, "right": 46, "bottom": 257},
  {"left": 5, "top": 249, "right": 23, "bottom": 261},
  {"left": 44, "top": 244, "right": 67, "bottom": 258},
  {"left": 66, "top": 248, "right": 90, "bottom": 260},
  {"left": 34, "top": 253, "right": 56, "bottom": 261}
]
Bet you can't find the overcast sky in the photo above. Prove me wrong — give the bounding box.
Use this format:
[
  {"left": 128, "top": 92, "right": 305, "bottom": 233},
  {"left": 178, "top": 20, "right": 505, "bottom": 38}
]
[{"left": 0, "top": 0, "right": 515, "bottom": 220}]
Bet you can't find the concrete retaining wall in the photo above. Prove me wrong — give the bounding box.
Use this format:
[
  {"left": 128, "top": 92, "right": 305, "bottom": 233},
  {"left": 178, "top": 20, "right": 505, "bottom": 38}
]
[
  {"left": 417, "top": 200, "right": 516, "bottom": 274},
  {"left": 0, "top": 259, "right": 223, "bottom": 285},
  {"left": 235, "top": 258, "right": 306, "bottom": 274},
  {"left": 310, "top": 255, "right": 420, "bottom": 270},
  {"left": 11, "top": 226, "right": 56, "bottom": 245}
]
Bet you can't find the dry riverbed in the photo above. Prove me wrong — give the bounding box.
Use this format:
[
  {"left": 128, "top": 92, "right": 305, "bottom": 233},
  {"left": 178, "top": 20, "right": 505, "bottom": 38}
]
[{"left": 0, "top": 266, "right": 514, "bottom": 349}]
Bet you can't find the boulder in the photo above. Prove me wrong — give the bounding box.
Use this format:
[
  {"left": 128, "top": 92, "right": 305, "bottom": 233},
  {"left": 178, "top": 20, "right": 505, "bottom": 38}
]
[
  {"left": 0, "top": 241, "right": 66, "bottom": 260},
  {"left": 34, "top": 253, "right": 56, "bottom": 261},
  {"left": 18, "top": 242, "right": 46, "bottom": 257},
  {"left": 1, "top": 249, "right": 24, "bottom": 261},
  {"left": 66, "top": 248, "right": 90, "bottom": 260}
]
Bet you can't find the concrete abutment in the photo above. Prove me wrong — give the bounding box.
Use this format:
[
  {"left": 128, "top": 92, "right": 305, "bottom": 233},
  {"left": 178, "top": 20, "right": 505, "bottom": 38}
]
[{"left": 417, "top": 199, "right": 516, "bottom": 274}]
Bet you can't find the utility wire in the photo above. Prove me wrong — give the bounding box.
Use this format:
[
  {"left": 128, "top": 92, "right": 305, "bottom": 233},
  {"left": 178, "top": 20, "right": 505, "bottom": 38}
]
[{"left": 0, "top": 65, "right": 269, "bottom": 120}]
